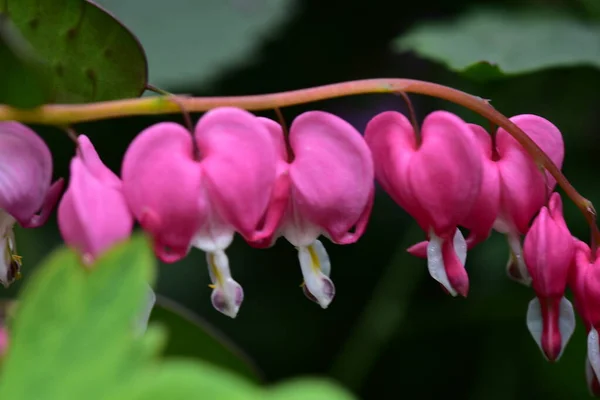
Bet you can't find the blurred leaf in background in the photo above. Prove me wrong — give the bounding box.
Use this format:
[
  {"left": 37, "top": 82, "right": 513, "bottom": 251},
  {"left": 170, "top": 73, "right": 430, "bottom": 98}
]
[
  {"left": 0, "top": 0, "right": 147, "bottom": 103},
  {"left": 0, "top": 15, "right": 50, "bottom": 108},
  {"left": 94, "top": 0, "right": 298, "bottom": 90},
  {"left": 395, "top": 8, "right": 600, "bottom": 80}
]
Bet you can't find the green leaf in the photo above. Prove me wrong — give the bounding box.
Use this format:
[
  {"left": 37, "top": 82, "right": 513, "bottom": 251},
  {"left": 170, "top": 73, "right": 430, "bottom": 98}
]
[
  {"left": 0, "top": 15, "right": 49, "bottom": 108},
  {"left": 0, "top": 235, "right": 158, "bottom": 400},
  {"left": 120, "top": 360, "right": 261, "bottom": 400},
  {"left": 395, "top": 8, "right": 600, "bottom": 80},
  {"left": 268, "top": 379, "right": 356, "bottom": 400},
  {"left": 0, "top": 0, "right": 147, "bottom": 103},
  {"left": 94, "top": 0, "right": 296, "bottom": 89},
  {"left": 149, "top": 295, "right": 262, "bottom": 382}
]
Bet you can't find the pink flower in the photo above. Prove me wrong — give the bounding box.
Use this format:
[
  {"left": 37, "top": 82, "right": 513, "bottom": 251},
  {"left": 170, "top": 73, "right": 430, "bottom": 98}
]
[
  {"left": 570, "top": 240, "right": 600, "bottom": 396},
  {"left": 122, "top": 107, "right": 280, "bottom": 318},
  {"left": 365, "top": 111, "right": 482, "bottom": 297},
  {"left": 249, "top": 111, "right": 374, "bottom": 309},
  {"left": 492, "top": 115, "right": 564, "bottom": 285},
  {"left": 58, "top": 135, "right": 134, "bottom": 264},
  {"left": 402, "top": 115, "right": 564, "bottom": 287},
  {"left": 0, "top": 122, "right": 64, "bottom": 287},
  {"left": 523, "top": 193, "right": 575, "bottom": 362}
]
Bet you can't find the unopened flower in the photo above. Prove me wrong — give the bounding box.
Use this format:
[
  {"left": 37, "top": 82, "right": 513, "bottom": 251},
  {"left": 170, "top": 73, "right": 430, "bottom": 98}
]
[
  {"left": 523, "top": 193, "right": 575, "bottom": 362},
  {"left": 0, "top": 122, "right": 64, "bottom": 287},
  {"left": 58, "top": 135, "right": 134, "bottom": 264},
  {"left": 365, "top": 111, "right": 482, "bottom": 297},
  {"left": 122, "top": 108, "right": 280, "bottom": 318},
  {"left": 249, "top": 111, "right": 374, "bottom": 308}
]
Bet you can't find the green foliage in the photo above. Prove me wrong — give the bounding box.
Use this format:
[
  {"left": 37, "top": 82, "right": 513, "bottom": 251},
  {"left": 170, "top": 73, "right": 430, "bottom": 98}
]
[
  {"left": 395, "top": 8, "right": 600, "bottom": 80},
  {"left": 94, "top": 0, "right": 296, "bottom": 89},
  {"left": 149, "top": 295, "right": 262, "bottom": 382},
  {"left": 0, "top": 235, "right": 355, "bottom": 400},
  {"left": 0, "top": 0, "right": 147, "bottom": 104},
  {"left": 0, "top": 15, "right": 49, "bottom": 108}
]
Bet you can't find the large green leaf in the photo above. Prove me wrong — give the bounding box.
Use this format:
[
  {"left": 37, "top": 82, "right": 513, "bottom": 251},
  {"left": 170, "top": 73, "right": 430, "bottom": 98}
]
[
  {"left": 0, "top": 235, "right": 158, "bottom": 400},
  {"left": 0, "top": 15, "right": 49, "bottom": 108},
  {"left": 395, "top": 8, "right": 600, "bottom": 80},
  {"left": 149, "top": 295, "right": 262, "bottom": 382},
  {"left": 0, "top": 0, "right": 147, "bottom": 103},
  {"left": 94, "top": 0, "right": 296, "bottom": 89}
]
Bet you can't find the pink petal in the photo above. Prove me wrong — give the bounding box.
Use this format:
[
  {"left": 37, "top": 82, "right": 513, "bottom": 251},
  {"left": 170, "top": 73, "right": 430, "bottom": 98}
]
[
  {"left": 523, "top": 193, "right": 574, "bottom": 297},
  {"left": 0, "top": 122, "right": 53, "bottom": 225},
  {"left": 461, "top": 124, "right": 500, "bottom": 240},
  {"left": 408, "top": 111, "right": 482, "bottom": 235},
  {"left": 21, "top": 178, "right": 64, "bottom": 228},
  {"left": 76, "top": 135, "right": 122, "bottom": 189},
  {"left": 365, "top": 111, "right": 426, "bottom": 230},
  {"left": 58, "top": 156, "right": 133, "bottom": 261},
  {"left": 569, "top": 239, "right": 594, "bottom": 329},
  {"left": 496, "top": 115, "right": 564, "bottom": 234},
  {"left": 195, "top": 108, "right": 277, "bottom": 240},
  {"left": 288, "top": 111, "right": 374, "bottom": 243},
  {"left": 122, "top": 122, "right": 205, "bottom": 262}
]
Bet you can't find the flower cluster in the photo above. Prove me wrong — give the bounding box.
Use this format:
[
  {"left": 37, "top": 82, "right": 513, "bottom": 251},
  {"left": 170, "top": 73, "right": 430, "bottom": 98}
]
[{"left": 1, "top": 105, "right": 598, "bottom": 393}]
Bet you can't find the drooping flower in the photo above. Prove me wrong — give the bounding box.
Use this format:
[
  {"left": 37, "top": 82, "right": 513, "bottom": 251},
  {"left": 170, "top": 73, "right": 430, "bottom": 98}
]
[
  {"left": 365, "top": 111, "right": 482, "bottom": 297},
  {"left": 248, "top": 111, "right": 374, "bottom": 309},
  {"left": 403, "top": 115, "right": 564, "bottom": 287},
  {"left": 523, "top": 192, "right": 575, "bottom": 362},
  {"left": 0, "top": 122, "right": 64, "bottom": 287},
  {"left": 122, "top": 107, "right": 280, "bottom": 318},
  {"left": 570, "top": 239, "right": 600, "bottom": 396},
  {"left": 58, "top": 135, "right": 134, "bottom": 264}
]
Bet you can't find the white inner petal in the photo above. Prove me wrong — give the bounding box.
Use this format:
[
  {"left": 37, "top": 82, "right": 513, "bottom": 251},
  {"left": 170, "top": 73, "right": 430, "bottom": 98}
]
[
  {"left": 453, "top": 228, "right": 467, "bottom": 267},
  {"left": 505, "top": 231, "right": 532, "bottom": 286},
  {"left": 0, "top": 210, "right": 18, "bottom": 287},
  {"left": 526, "top": 297, "right": 544, "bottom": 358},
  {"left": 206, "top": 249, "right": 243, "bottom": 318},
  {"left": 557, "top": 297, "right": 575, "bottom": 360},
  {"left": 280, "top": 194, "right": 321, "bottom": 247},
  {"left": 589, "top": 328, "right": 600, "bottom": 382},
  {"left": 298, "top": 240, "right": 334, "bottom": 309},
  {"left": 426, "top": 230, "right": 457, "bottom": 297}
]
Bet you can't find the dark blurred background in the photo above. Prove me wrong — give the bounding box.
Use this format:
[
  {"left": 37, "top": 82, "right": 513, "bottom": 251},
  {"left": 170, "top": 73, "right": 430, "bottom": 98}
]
[{"left": 6, "top": 0, "right": 600, "bottom": 398}]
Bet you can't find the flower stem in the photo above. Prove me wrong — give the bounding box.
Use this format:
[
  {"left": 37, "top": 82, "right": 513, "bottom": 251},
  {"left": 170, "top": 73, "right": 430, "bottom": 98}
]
[{"left": 0, "top": 78, "right": 596, "bottom": 244}]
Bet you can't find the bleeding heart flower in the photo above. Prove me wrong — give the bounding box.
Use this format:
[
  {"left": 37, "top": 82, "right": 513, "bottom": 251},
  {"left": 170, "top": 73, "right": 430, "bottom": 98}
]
[
  {"left": 365, "top": 111, "right": 481, "bottom": 297},
  {"left": 0, "top": 122, "right": 64, "bottom": 287},
  {"left": 248, "top": 111, "right": 374, "bottom": 309},
  {"left": 58, "top": 135, "right": 134, "bottom": 264},
  {"left": 523, "top": 192, "right": 575, "bottom": 362},
  {"left": 122, "top": 107, "right": 279, "bottom": 318},
  {"left": 570, "top": 239, "right": 600, "bottom": 396},
  {"left": 403, "top": 115, "right": 564, "bottom": 287}
]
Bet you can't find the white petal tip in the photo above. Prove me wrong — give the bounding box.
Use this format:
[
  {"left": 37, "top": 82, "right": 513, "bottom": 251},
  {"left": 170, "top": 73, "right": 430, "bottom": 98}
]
[
  {"left": 211, "top": 280, "right": 244, "bottom": 319},
  {"left": 302, "top": 275, "right": 336, "bottom": 309}
]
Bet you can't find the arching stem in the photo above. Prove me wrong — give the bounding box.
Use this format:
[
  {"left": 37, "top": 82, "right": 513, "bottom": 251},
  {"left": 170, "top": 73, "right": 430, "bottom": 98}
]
[{"left": 0, "top": 78, "right": 597, "bottom": 244}]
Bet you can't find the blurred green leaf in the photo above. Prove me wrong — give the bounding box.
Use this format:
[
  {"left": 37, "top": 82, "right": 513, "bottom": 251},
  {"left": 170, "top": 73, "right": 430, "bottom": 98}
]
[
  {"left": 94, "top": 0, "right": 296, "bottom": 89},
  {"left": 149, "top": 295, "right": 262, "bottom": 382},
  {"left": 0, "top": 15, "right": 49, "bottom": 108},
  {"left": 268, "top": 379, "right": 355, "bottom": 400},
  {"left": 123, "top": 361, "right": 261, "bottom": 400},
  {"left": 395, "top": 8, "right": 600, "bottom": 80},
  {"left": 0, "top": 235, "right": 157, "bottom": 400},
  {"left": 0, "top": 0, "right": 147, "bottom": 103}
]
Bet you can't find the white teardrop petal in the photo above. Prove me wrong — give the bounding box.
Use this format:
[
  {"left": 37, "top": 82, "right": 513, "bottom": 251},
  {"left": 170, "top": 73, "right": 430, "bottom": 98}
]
[
  {"left": 588, "top": 329, "right": 600, "bottom": 382},
  {"left": 426, "top": 231, "right": 456, "bottom": 297},
  {"left": 453, "top": 228, "right": 467, "bottom": 267},
  {"left": 298, "top": 242, "right": 335, "bottom": 309},
  {"left": 526, "top": 297, "right": 545, "bottom": 359},
  {"left": 556, "top": 297, "right": 575, "bottom": 361}
]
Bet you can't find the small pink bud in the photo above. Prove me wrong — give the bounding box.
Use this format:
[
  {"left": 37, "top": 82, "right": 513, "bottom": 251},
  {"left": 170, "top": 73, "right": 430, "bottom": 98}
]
[{"left": 58, "top": 135, "right": 133, "bottom": 263}]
